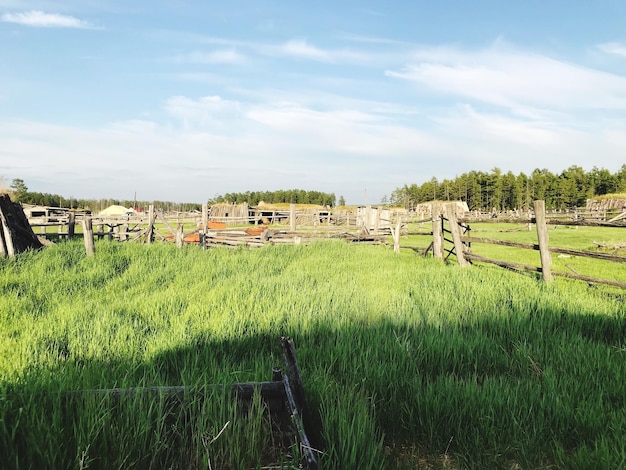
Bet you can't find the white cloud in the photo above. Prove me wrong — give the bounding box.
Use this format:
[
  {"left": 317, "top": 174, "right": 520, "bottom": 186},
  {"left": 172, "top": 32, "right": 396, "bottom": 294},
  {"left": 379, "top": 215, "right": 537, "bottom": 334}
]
[
  {"left": 597, "top": 42, "right": 626, "bottom": 58},
  {"left": 281, "top": 39, "right": 330, "bottom": 61},
  {"left": 272, "top": 39, "right": 371, "bottom": 64},
  {"left": 164, "top": 96, "right": 243, "bottom": 131},
  {"left": 1, "top": 10, "right": 97, "bottom": 28},
  {"left": 386, "top": 43, "right": 626, "bottom": 111},
  {"left": 169, "top": 49, "right": 247, "bottom": 65}
]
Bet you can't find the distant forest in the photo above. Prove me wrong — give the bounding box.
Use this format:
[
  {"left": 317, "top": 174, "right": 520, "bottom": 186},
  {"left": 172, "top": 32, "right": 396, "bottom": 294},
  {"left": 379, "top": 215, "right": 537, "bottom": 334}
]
[
  {"left": 4, "top": 179, "right": 339, "bottom": 211},
  {"left": 208, "top": 189, "right": 337, "bottom": 206},
  {"left": 390, "top": 165, "right": 626, "bottom": 211},
  {"left": 5, "top": 165, "right": 626, "bottom": 212}
]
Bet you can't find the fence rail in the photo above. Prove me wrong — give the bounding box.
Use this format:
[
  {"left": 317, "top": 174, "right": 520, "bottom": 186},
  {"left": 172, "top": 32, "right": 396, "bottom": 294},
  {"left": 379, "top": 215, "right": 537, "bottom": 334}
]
[{"left": 423, "top": 201, "right": 626, "bottom": 289}]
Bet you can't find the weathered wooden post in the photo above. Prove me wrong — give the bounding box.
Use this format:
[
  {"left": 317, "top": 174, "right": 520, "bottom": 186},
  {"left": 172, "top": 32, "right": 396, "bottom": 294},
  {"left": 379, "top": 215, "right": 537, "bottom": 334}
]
[
  {"left": 202, "top": 204, "right": 208, "bottom": 233},
  {"left": 0, "top": 235, "right": 6, "bottom": 258},
  {"left": 446, "top": 203, "right": 469, "bottom": 267},
  {"left": 67, "top": 212, "right": 75, "bottom": 239},
  {"left": 120, "top": 223, "right": 129, "bottom": 242},
  {"left": 432, "top": 203, "right": 444, "bottom": 260},
  {"left": 374, "top": 206, "right": 382, "bottom": 235},
  {"left": 364, "top": 205, "right": 372, "bottom": 233},
  {"left": 175, "top": 224, "right": 183, "bottom": 248},
  {"left": 391, "top": 214, "right": 401, "bottom": 253},
  {"left": 83, "top": 217, "right": 95, "bottom": 256},
  {"left": 533, "top": 200, "right": 552, "bottom": 282},
  {"left": 290, "top": 204, "right": 296, "bottom": 232},
  {"left": 201, "top": 203, "right": 208, "bottom": 250},
  {"left": 96, "top": 223, "right": 104, "bottom": 240},
  {"left": 146, "top": 205, "right": 155, "bottom": 244},
  {"left": 0, "top": 211, "right": 15, "bottom": 257}
]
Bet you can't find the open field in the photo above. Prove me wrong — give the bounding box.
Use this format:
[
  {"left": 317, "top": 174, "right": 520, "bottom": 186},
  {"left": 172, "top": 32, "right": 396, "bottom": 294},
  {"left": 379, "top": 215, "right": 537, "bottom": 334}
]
[{"left": 1, "top": 240, "right": 626, "bottom": 468}]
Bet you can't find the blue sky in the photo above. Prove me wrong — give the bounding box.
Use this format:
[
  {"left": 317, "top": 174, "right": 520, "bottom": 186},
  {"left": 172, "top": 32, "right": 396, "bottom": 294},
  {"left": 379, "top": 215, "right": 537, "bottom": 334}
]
[{"left": 1, "top": 1, "right": 626, "bottom": 205}]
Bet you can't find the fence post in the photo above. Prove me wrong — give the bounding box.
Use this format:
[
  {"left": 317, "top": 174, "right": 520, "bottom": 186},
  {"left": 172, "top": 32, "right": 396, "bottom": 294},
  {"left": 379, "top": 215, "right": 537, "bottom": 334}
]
[
  {"left": 290, "top": 204, "right": 296, "bottom": 232},
  {"left": 391, "top": 214, "right": 401, "bottom": 253},
  {"left": 446, "top": 203, "right": 470, "bottom": 267},
  {"left": 432, "top": 203, "right": 444, "bottom": 260},
  {"left": 83, "top": 217, "right": 95, "bottom": 256},
  {"left": 202, "top": 203, "right": 208, "bottom": 233},
  {"left": 533, "top": 200, "right": 552, "bottom": 282},
  {"left": 0, "top": 212, "right": 13, "bottom": 257},
  {"left": 146, "top": 205, "right": 155, "bottom": 244},
  {"left": 68, "top": 212, "right": 75, "bottom": 239},
  {"left": 121, "top": 222, "right": 129, "bottom": 241},
  {"left": 175, "top": 224, "right": 183, "bottom": 248}
]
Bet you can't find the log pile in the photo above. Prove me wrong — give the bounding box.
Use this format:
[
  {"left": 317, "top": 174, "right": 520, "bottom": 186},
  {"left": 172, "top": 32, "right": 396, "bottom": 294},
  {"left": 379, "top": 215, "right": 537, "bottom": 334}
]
[
  {"left": 201, "top": 228, "right": 387, "bottom": 249},
  {"left": 0, "top": 194, "right": 44, "bottom": 257},
  {"left": 586, "top": 197, "right": 626, "bottom": 212}
]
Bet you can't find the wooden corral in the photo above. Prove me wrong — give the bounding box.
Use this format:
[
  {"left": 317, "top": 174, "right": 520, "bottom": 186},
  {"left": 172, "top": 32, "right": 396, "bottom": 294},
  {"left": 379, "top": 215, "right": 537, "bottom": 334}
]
[
  {"left": 207, "top": 202, "right": 333, "bottom": 226},
  {"left": 419, "top": 201, "right": 626, "bottom": 289}
]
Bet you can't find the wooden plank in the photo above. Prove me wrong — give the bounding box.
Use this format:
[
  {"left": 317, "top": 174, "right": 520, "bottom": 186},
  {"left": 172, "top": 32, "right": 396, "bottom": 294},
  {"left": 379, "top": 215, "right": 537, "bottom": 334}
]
[
  {"left": 283, "top": 374, "right": 318, "bottom": 470},
  {"left": 549, "top": 246, "right": 626, "bottom": 263},
  {"left": 67, "top": 212, "right": 75, "bottom": 239},
  {"left": 72, "top": 381, "right": 287, "bottom": 413},
  {"left": 552, "top": 271, "right": 626, "bottom": 289},
  {"left": 446, "top": 203, "right": 469, "bottom": 267},
  {"left": 146, "top": 205, "right": 155, "bottom": 244},
  {"left": 290, "top": 204, "right": 296, "bottom": 232},
  {"left": 462, "top": 236, "right": 626, "bottom": 263},
  {"left": 0, "top": 210, "right": 14, "bottom": 257},
  {"left": 465, "top": 252, "right": 541, "bottom": 273},
  {"left": 534, "top": 200, "right": 552, "bottom": 282},
  {"left": 281, "top": 337, "right": 320, "bottom": 469},
  {"left": 175, "top": 224, "right": 183, "bottom": 248},
  {"left": 432, "top": 204, "right": 444, "bottom": 260},
  {"left": 460, "top": 236, "right": 537, "bottom": 250},
  {"left": 467, "top": 253, "right": 626, "bottom": 289},
  {"left": 0, "top": 214, "right": 7, "bottom": 257},
  {"left": 82, "top": 217, "right": 95, "bottom": 256}
]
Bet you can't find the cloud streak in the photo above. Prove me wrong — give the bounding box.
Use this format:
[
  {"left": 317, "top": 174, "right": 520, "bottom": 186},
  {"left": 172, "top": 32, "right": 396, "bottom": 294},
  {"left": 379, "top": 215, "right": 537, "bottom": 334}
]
[
  {"left": 1, "top": 10, "right": 97, "bottom": 29},
  {"left": 597, "top": 42, "right": 626, "bottom": 58},
  {"left": 386, "top": 43, "right": 626, "bottom": 112}
]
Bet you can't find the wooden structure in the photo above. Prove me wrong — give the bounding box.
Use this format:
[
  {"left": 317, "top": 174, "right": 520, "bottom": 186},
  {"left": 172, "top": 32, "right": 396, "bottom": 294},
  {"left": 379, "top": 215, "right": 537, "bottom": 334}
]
[
  {"left": 68, "top": 337, "right": 319, "bottom": 470},
  {"left": 420, "top": 200, "right": 626, "bottom": 289},
  {"left": 0, "top": 194, "right": 44, "bottom": 257}
]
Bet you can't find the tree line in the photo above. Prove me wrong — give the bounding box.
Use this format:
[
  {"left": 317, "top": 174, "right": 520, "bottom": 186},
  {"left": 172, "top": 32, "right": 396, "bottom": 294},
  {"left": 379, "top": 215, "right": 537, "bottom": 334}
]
[
  {"left": 5, "top": 179, "right": 202, "bottom": 212},
  {"left": 6, "top": 165, "right": 625, "bottom": 213},
  {"left": 4, "top": 179, "right": 339, "bottom": 211},
  {"left": 208, "top": 189, "right": 338, "bottom": 207},
  {"left": 390, "top": 165, "right": 626, "bottom": 211}
]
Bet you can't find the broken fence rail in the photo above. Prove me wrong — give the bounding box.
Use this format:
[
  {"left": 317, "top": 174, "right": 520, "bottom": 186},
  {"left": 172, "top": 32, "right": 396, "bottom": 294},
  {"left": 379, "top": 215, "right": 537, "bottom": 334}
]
[{"left": 66, "top": 337, "right": 319, "bottom": 470}]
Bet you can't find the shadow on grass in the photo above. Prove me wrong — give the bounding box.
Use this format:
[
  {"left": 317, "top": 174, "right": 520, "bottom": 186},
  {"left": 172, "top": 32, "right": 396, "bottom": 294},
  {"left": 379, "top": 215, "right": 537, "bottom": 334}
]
[{"left": 2, "top": 306, "right": 626, "bottom": 469}]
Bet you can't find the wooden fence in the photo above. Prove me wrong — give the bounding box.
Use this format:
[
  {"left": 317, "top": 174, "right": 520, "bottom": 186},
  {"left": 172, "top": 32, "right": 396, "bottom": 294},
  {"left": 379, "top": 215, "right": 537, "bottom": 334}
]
[
  {"left": 26, "top": 203, "right": 403, "bottom": 254},
  {"left": 16, "top": 198, "right": 626, "bottom": 288},
  {"left": 423, "top": 201, "right": 626, "bottom": 289}
]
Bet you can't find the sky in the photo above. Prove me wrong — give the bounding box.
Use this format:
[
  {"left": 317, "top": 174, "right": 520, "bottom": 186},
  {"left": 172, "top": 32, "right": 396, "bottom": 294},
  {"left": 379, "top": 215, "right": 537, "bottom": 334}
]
[{"left": 1, "top": 1, "right": 626, "bottom": 205}]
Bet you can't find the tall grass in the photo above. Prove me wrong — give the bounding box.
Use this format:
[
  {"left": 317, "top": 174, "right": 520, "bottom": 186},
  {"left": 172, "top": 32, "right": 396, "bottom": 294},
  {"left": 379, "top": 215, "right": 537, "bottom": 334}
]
[{"left": 1, "top": 240, "right": 625, "bottom": 468}]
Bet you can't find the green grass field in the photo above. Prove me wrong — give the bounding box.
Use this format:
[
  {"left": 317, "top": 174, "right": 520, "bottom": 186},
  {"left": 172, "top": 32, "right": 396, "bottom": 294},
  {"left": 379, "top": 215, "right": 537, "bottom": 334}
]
[{"left": 1, "top": 239, "right": 625, "bottom": 468}]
